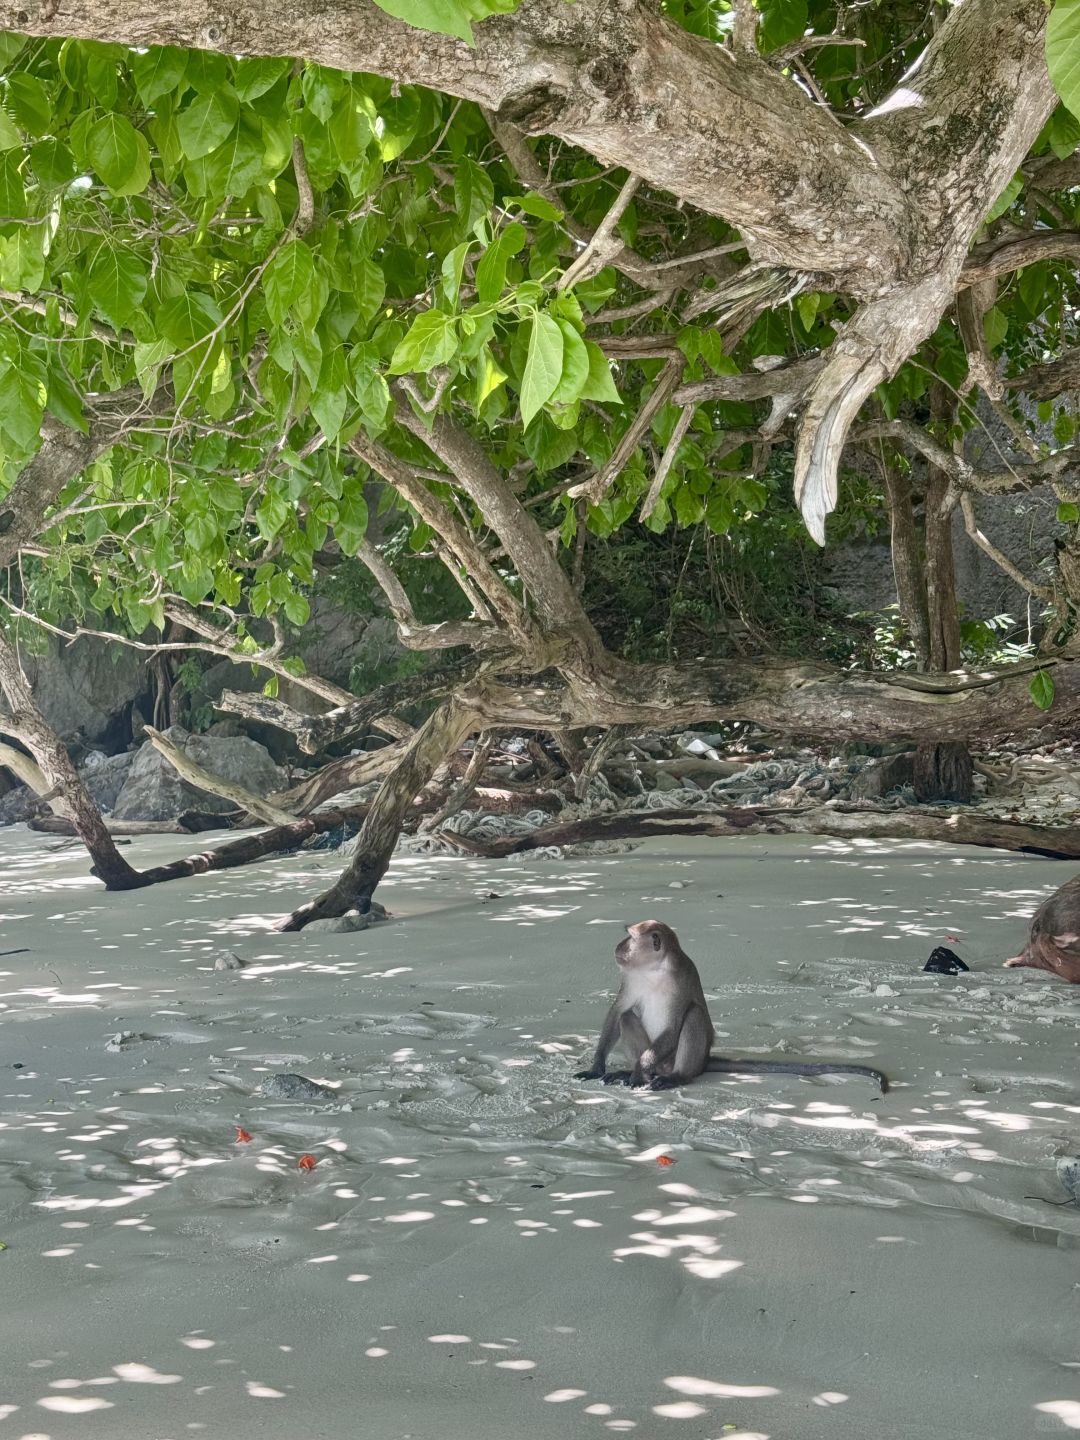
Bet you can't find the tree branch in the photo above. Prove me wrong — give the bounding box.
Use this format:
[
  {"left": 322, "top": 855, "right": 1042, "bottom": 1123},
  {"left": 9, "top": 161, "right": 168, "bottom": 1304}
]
[{"left": 12, "top": 0, "right": 908, "bottom": 287}]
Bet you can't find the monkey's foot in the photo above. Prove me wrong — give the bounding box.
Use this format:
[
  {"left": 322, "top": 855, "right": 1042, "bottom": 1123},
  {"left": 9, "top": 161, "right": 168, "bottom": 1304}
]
[
  {"left": 573, "top": 1068, "right": 606, "bottom": 1081},
  {"left": 648, "top": 1076, "right": 683, "bottom": 1091},
  {"left": 601, "top": 1070, "right": 635, "bottom": 1086},
  {"left": 1003, "top": 956, "right": 1026, "bottom": 967}
]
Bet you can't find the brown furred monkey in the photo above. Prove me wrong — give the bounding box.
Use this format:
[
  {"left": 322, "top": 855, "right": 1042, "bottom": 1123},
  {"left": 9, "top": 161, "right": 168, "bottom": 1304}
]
[
  {"left": 1004, "top": 871, "right": 1080, "bottom": 983},
  {"left": 575, "top": 919, "right": 888, "bottom": 1093}
]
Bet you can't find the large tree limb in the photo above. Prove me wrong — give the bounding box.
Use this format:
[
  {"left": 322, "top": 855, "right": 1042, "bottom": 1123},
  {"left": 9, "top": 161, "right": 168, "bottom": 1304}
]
[
  {"left": 14, "top": 0, "right": 907, "bottom": 288},
  {"left": 0, "top": 631, "right": 141, "bottom": 888},
  {"left": 446, "top": 803, "right": 1080, "bottom": 861},
  {"left": 460, "top": 654, "right": 1080, "bottom": 745}
]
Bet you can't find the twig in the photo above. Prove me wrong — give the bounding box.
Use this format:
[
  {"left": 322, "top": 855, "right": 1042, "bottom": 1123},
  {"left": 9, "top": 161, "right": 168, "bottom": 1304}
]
[
  {"left": 558, "top": 175, "right": 642, "bottom": 292},
  {"left": 569, "top": 358, "right": 683, "bottom": 505},
  {"left": 641, "top": 405, "right": 694, "bottom": 520}
]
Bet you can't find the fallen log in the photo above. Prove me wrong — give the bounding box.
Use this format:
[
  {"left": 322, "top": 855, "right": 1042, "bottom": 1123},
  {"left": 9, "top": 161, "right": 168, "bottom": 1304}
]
[
  {"left": 126, "top": 802, "right": 374, "bottom": 885},
  {"left": 28, "top": 815, "right": 192, "bottom": 835},
  {"left": 441, "top": 804, "right": 1080, "bottom": 860}
]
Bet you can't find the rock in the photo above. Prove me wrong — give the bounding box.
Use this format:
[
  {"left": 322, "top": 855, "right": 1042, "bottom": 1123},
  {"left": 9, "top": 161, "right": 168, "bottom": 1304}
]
[
  {"left": 1056, "top": 1155, "right": 1080, "bottom": 1204},
  {"left": 213, "top": 950, "right": 246, "bottom": 971},
  {"left": 873, "top": 983, "right": 897, "bottom": 996},
  {"left": 111, "top": 725, "right": 284, "bottom": 822},
  {"left": 923, "top": 946, "right": 969, "bottom": 975},
  {"left": 18, "top": 633, "right": 149, "bottom": 748},
  {"left": 304, "top": 900, "right": 390, "bottom": 932},
  {"left": 81, "top": 750, "right": 136, "bottom": 813},
  {"left": 0, "top": 748, "right": 137, "bottom": 827},
  {"left": 305, "top": 910, "right": 373, "bottom": 933},
  {"left": 849, "top": 751, "right": 916, "bottom": 800},
  {"left": 257, "top": 1072, "right": 336, "bottom": 1101},
  {"left": 106, "top": 1030, "right": 139, "bottom": 1051},
  {"left": 651, "top": 770, "right": 683, "bottom": 792},
  {"left": 668, "top": 880, "right": 690, "bottom": 889}
]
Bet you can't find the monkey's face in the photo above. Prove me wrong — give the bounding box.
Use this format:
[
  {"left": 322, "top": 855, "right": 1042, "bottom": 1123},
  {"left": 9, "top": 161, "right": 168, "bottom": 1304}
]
[{"left": 615, "top": 920, "right": 669, "bottom": 970}]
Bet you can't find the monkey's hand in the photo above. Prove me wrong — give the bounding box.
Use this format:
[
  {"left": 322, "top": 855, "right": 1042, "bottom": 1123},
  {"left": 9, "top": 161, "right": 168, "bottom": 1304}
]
[
  {"left": 648, "top": 1075, "right": 682, "bottom": 1091},
  {"left": 573, "top": 1067, "right": 607, "bottom": 1082},
  {"left": 601, "top": 1070, "right": 635, "bottom": 1086}
]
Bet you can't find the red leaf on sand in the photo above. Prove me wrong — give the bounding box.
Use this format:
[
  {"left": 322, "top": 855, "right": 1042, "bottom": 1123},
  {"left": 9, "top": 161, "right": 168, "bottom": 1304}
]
[
  {"left": 656, "top": 1155, "right": 675, "bottom": 1167},
  {"left": 235, "top": 1127, "right": 253, "bottom": 1143},
  {"left": 297, "top": 1154, "right": 317, "bottom": 1171}
]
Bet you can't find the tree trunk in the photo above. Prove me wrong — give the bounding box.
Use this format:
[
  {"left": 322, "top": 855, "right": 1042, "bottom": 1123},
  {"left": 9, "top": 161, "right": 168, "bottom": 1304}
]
[
  {"left": 913, "top": 740, "right": 974, "bottom": 803},
  {"left": 277, "top": 698, "right": 477, "bottom": 929},
  {"left": 0, "top": 633, "right": 142, "bottom": 889},
  {"left": 445, "top": 803, "right": 1080, "bottom": 860},
  {"left": 883, "top": 462, "right": 931, "bottom": 668},
  {"left": 918, "top": 383, "right": 970, "bottom": 800}
]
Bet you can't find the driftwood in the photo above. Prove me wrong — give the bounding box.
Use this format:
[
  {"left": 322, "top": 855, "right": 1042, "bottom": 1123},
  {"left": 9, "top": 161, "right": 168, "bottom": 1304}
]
[
  {"left": 28, "top": 815, "right": 192, "bottom": 835},
  {"left": 132, "top": 803, "right": 373, "bottom": 884},
  {"left": 442, "top": 804, "right": 1080, "bottom": 861},
  {"left": 272, "top": 741, "right": 409, "bottom": 814},
  {"left": 143, "top": 725, "right": 297, "bottom": 826}
]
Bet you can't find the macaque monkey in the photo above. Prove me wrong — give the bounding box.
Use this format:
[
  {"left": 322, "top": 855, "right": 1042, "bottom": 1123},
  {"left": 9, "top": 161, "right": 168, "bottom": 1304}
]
[
  {"left": 1004, "top": 872, "right": 1080, "bottom": 983},
  {"left": 575, "top": 919, "right": 888, "bottom": 1093}
]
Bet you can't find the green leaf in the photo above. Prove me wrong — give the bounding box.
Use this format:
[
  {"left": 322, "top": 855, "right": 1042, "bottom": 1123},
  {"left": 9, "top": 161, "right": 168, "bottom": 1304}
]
[
  {"left": 335, "top": 489, "right": 369, "bottom": 554},
  {"left": 520, "top": 312, "right": 564, "bottom": 429},
  {"left": 454, "top": 157, "right": 494, "bottom": 234},
  {"left": 1048, "top": 104, "right": 1080, "bottom": 159},
  {"left": 87, "top": 242, "right": 148, "bottom": 329},
  {"left": 233, "top": 56, "right": 290, "bottom": 102},
  {"left": 0, "top": 224, "right": 44, "bottom": 290},
  {"left": 0, "top": 108, "right": 22, "bottom": 152},
  {"left": 759, "top": 0, "right": 808, "bottom": 54},
  {"left": 1057, "top": 501, "right": 1080, "bottom": 525},
  {"left": 0, "top": 150, "right": 25, "bottom": 227},
  {"left": 6, "top": 74, "right": 51, "bottom": 137},
  {"left": 158, "top": 290, "right": 224, "bottom": 346},
  {"left": 86, "top": 113, "right": 151, "bottom": 196},
  {"left": 475, "top": 221, "right": 526, "bottom": 304},
  {"left": 505, "top": 192, "right": 564, "bottom": 222},
  {"left": 283, "top": 591, "right": 311, "bottom": 626},
  {"left": 255, "top": 490, "right": 291, "bottom": 540},
  {"left": 312, "top": 346, "right": 348, "bottom": 440},
  {"left": 551, "top": 319, "right": 589, "bottom": 407},
  {"left": 370, "top": 0, "right": 475, "bottom": 44},
  {"left": 441, "top": 241, "right": 472, "bottom": 307},
  {"left": 354, "top": 255, "right": 386, "bottom": 324},
  {"left": 982, "top": 305, "right": 1008, "bottom": 350},
  {"left": 578, "top": 340, "right": 621, "bottom": 404},
  {"left": 1048, "top": 0, "right": 1080, "bottom": 122},
  {"left": 264, "top": 239, "right": 316, "bottom": 325},
  {"left": 130, "top": 46, "right": 189, "bottom": 105},
  {"left": 985, "top": 172, "right": 1022, "bottom": 223},
  {"left": 389, "top": 310, "right": 458, "bottom": 374},
  {"left": 795, "top": 291, "right": 819, "bottom": 331},
  {"left": 177, "top": 89, "right": 239, "bottom": 161},
  {"left": 0, "top": 362, "right": 44, "bottom": 450},
  {"left": 1029, "top": 669, "right": 1056, "bottom": 711},
  {"left": 45, "top": 363, "right": 88, "bottom": 433}
]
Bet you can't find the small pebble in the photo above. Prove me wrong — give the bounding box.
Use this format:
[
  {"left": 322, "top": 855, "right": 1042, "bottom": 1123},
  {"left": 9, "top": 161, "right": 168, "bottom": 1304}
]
[{"left": 214, "top": 950, "right": 246, "bottom": 971}]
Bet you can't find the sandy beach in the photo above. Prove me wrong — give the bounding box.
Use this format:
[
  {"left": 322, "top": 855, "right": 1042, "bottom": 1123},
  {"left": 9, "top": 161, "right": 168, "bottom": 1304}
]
[{"left": 1, "top": 826, "right": 1079, "bottom": 1440}]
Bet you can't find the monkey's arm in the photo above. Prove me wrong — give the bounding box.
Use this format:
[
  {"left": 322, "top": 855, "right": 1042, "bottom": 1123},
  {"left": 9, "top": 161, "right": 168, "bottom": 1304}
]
[{"left": 574, "top": 1000, "right": 624, "bottom": 1081}]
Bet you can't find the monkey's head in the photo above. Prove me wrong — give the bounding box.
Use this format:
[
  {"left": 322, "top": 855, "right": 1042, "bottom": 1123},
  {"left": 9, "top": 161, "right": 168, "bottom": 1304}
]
[{"left": 615, "top": 919, "right": 679, "bottom": 969}]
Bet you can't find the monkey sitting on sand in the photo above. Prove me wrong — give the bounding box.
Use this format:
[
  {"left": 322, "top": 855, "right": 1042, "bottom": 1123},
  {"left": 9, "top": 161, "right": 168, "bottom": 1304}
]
[{"left": 575, "top": 919, "right": 888, "bottom": 1093}]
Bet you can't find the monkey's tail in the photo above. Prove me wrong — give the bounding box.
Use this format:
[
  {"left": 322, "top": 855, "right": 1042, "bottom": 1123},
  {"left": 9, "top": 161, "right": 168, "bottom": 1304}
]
[{"left": 706, "top": 1056, "right": 888, "bottom": 1094}]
